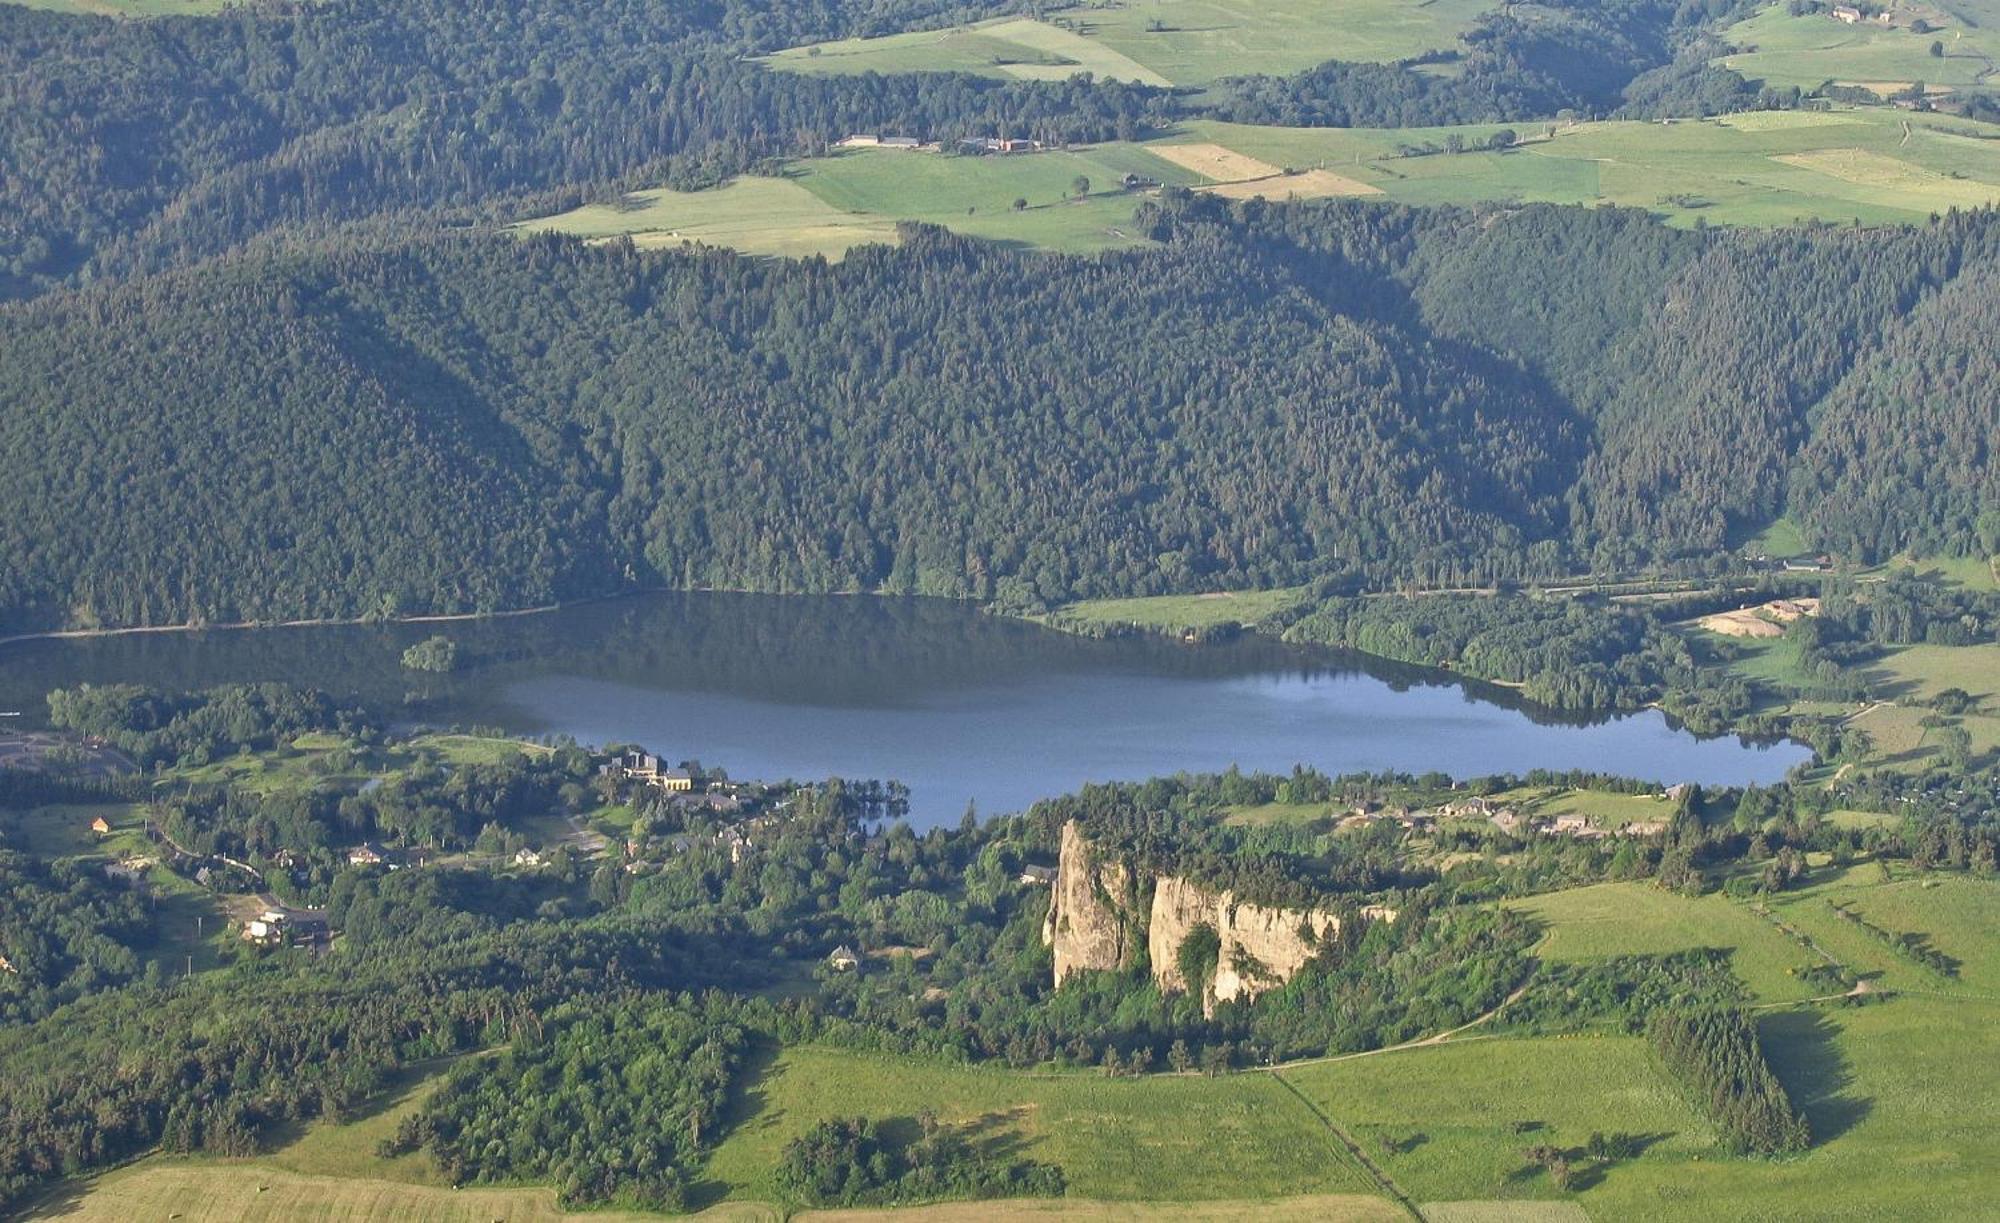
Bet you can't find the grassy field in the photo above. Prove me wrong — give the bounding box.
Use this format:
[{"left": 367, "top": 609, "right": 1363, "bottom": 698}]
[
  {"left": 524, "top": 106, "right": 2000, "bottom": 262},
  {"left": 1283, "top": 1035, "right": 1716, "bottom": 1209},
  {"left": 1492, "top": 786, "right": 1683, "bottom": 830},
  {"left": 519, "top": 146, "right": 1201, "bottom": 259},
  {"left": 1167, "top": 107, "right": 2000, "bottom": 225},
  {"left": 1509, "top": 880, "right": 1823, "bottom": 1002},
  {"left": 706, "top": 1044, "right": 1378, "bottom": 1203},
  {"left": 1050, "top": 586, "right": 1311, "bottom": 633},
  {"left": 1720, "top": 0, "right": 2000, "bottom": 94},
  {"left": 765, "top": 0, "right": 1486, "bottom": 88}
]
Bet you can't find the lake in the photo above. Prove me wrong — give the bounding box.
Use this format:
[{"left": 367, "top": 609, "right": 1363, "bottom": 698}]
[{"left": 0, "top": 592, "right": 1811, "bottom": 824}]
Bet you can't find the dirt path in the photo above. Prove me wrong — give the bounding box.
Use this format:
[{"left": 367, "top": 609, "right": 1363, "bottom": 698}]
[{"left": 1255, "top": 983, "right": 1532, "bottom": 1075}]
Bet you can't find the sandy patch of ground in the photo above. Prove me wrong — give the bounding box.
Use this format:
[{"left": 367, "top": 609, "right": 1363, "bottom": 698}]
[
  {"left": 1151, "top": 142, "right": 1287, "bottom": 181},
  {"left": 1152, "top": 143, "right": 1380, "bottom": 199},
  {"left": 1698, "top": 596, "right": 1821, "bottom": 638}
]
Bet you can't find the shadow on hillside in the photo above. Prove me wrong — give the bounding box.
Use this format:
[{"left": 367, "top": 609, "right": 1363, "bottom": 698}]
[{"left": 1758, "top": 1009, "right": 1870, "bottom": 1145}]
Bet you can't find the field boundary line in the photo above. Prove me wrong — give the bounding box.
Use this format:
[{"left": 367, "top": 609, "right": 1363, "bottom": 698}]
[{"left": 1268, "top": 1069, "right": 1422, "bottom": 1221}]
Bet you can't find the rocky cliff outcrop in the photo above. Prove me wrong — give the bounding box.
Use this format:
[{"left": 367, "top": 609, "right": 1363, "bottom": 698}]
[
  {"left": 1042, "top": 818, "right": 1140, "bottom": 984},
  {"left": 1149, "top": 875, "right": 1344, "bottom": 1008},
  {"left": 1042, "top": 820, "right": 1395, "bottom": 1011}
]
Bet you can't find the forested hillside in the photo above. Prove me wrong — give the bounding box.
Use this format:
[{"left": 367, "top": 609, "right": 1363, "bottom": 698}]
[
  {"left": 0, "top": 0, "right": 1166, "bottom": 298},
  {"left": 1, "top": 199, "right": 1995, "bottom": 635}
]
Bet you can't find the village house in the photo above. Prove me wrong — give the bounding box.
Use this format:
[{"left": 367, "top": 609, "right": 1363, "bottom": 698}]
[
  {"left": 347, "top": 841, "right": 387, "bottom": 866},
  {"left": 827, "top": 944, "right": 861, "bottom": 972},
  {"left": 1489, "top": 808, "right": 1530, "bottom": 834},
  {"left": 1548, "top": 814, "right": 1610, "bottom": 839},
  {"left": 0, "top": 951, "right": 13, "bottom": 974},
  {"left": 89, "top": 816, "right": 112, "bottom": 836},
  {"left": 1831, "top": 5, "right": 1862, "bottom": 21},
  {"left": 242, "top": 907, "right": 330, "bottom": 948},
  {"left": 513, "top": 847, "right": 545, "bottom": 867},
  {"left": 1018, "top": 864, "right": 1057, "bottom": 885}
]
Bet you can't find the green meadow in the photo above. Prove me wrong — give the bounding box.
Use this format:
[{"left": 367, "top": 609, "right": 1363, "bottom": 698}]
[
  {"left": 519, "top": 145, "right": 1200, "bottom": 259},
  {"left": 705, "top": 1044, "right": 1376, "bottom": 1203},
  {"left": 1721, "top": 0, "right": 2000, "bottom": 94},
  {"left": 764, "top": 0, "right": 1486, "bottom": 88},
  {"left": 1049, "top": 586, "right": 1311, "bottom": 632},
  {"left": 521, "top": 106, "right": 2000, "bottom": 264},
  {"left": 1509, "top": 881, "right": 1824, "bottom": 1002},
  {"left": 1170, "top": 107, "right": 2000, "bottom": 225}
]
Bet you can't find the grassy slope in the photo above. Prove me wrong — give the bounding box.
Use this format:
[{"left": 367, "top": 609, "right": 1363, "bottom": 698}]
[
  {"left": 1721, "top": 0, "right": 2000, "bottom": 93},
  {"left": 520, "top": 107, "right": 2000, "bottom": 261},
  {"left": 763, "top": 0, "right": 1486, "bottom": 87},
  {"left": 1509, "top": 880, "right": 1824, "bottom": 1002},
  {"left": 36, "top": 869, "right": 2000, "bottom": 1219},
  {"left": 705, "top": 1045, "right": 1379, "bottom": 1202}
]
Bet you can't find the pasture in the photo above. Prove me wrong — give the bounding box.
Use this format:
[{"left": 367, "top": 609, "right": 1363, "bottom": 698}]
[
  {"left": 519, "top": 146, "right": 1200, "bottom": 258},
  {"left": 1169, "top": 107, "right": 2000, "bottom": 225},
  {"left": 1508, "top": 880, "right": 1823, "bottom": 1002},
  {"left": 1051, "top": 586, "right": 1311, "bottom": 633},
  {"left": 516, "top": 107, "right": 2000, "bottom": 261},
  {"left": 764, "top": 0, "right": 1487, "bottom": 88},
  {"left": 1720, "top": 0, "right": 2000, "bottom": 94},
  {"left": 1281, "top": 1035, "right": 1717, "bottom": 1209},
  {"left": 704, "top": 1044, "right": 1379, "bottom": 1203},
  {"left": 762, "top": 16, "right": 1170, "bottom": 86},
  {"left": 516, "top": 176, "right": 902, "bottom": 261}
]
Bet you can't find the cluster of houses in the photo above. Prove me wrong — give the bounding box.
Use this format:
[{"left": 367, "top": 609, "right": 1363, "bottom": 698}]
[
  {"left": 959, "top": 136, "right": 1046, "bottom": 154},
  {"left": 836, "top": 133, "right": 928, "bottom": 150},
  {"left": 1340, "top": 793, "right": 1675, "bottom": 841},
  {"left": 240, "top": 905, "right": 330, "bottom": 948},
  {"left": 603, "top": 750, "right": 695, "bottom": 793},
  {"left": 1828, "top": 4, "right": 1894, "bottom": 23},
  {"left": 834, "top": 133, "right": 1050, "bottom": 155}
]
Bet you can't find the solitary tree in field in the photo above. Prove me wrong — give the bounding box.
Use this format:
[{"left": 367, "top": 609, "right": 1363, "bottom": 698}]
[
  {"left": 1072, "top": 175, "right": 1091, "bottom": 198},
  {"left": 1012, "top": 197, "right": 1028, "bottom": 211}
]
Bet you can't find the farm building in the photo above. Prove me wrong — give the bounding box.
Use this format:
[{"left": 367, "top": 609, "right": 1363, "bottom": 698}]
[
  {"left": 1831, "top": 5, "right": 1862, "bottom": 21},
  {"left": 827, "top": 945, "right": 861, "bottom": 972},
  {"left": 89, "top": 816, "right": 111, "bottom": 836},
  {"left": 347, "top": 841, "right": 387, "bottom": 866},
  {"left": 1018, "top": 864, "right": 1057, "bottom": 885}
]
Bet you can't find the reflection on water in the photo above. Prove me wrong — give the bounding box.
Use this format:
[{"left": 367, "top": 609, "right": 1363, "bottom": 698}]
[{"left": 0, "top": 592, "right": 1812, "bottom": 824}]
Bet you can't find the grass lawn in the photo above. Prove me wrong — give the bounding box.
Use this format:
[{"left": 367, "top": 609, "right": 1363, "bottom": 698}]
[
  {"left": 1508, "top": 881, "right": 1821, "bottom": 1002},
  {"left": 1051, "top": 586, "right": 1311, "bottom": 633},
  {"left": 705, "top": 1044, "right": 1379, "bottom": 1203}
]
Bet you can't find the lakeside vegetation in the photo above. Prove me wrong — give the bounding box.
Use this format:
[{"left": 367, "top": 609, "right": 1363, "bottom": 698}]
[{"left": 5, "top": 676, "right": 2000, "bottom": 1216}]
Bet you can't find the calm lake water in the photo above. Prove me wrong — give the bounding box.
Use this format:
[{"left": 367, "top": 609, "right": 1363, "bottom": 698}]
[{"left": 0, "top": 592, "right": 1811, "bottom": 824}]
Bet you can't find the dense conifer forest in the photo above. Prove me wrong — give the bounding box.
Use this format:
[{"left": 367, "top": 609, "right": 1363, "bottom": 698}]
[{"left": 1, "top": 199, "right": 1994, "bottom": 635}]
